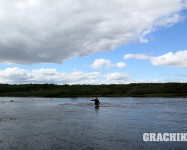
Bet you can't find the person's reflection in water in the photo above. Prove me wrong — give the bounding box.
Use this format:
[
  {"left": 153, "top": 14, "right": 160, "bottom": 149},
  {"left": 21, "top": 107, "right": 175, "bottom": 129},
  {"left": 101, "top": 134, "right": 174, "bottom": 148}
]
[
  {"left": 95, "top": 105, "right": 100, "bottom": 110},
  {"left": 94, "top": 104, "right": 100, "bottom": 113}
]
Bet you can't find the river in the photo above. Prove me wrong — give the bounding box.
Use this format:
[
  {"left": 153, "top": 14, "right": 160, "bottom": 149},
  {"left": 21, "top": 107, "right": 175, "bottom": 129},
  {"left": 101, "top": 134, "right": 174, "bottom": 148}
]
[{"left": 0, "top": 97, "right": 187, "bottom": 150}]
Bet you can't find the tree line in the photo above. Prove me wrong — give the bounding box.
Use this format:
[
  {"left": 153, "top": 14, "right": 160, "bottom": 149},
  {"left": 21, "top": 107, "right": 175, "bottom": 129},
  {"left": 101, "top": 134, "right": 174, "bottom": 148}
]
[{"left": 0, "top": 83, "right": 187, "bottom": 97}]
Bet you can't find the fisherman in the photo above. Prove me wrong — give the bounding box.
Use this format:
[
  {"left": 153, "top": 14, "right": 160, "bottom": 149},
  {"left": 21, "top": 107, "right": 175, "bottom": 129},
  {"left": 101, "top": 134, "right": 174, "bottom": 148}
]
[{"left": 91, "top": 97, "right": 100, "bottom": 106}]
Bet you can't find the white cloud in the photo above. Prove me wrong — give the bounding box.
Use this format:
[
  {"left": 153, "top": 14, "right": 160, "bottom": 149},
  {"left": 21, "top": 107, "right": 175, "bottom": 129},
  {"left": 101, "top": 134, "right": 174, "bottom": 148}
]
[
  {"left": 0, "top": 67, "right": 102, "bottom": 84},
  {"left": 104, "top": 72, "right": 131, "bottom": 80},
  {"left": 124, "top": 50, "right": 187, "bottom": 68},
  {"left": 102, "top": 73, "right": 131, "bottom": 84},
  {"left": 116, "top": 62, "right": 126, "bottom": 68},
  {"left": 124, "top": 54, "right": 153, "bottom": 60},
  {"left": 91, "top": 59, "right": 126, "bottom": 69},
  {"left": 0, "top": 67, "right": 131, "bottom": 84},
  {"left": 151, "top": 50, "right": 187, "bottom": 68},
  {"left": 0, "top": 0, "right": 186, "bottom": 64},
  {"left": 91, "top": 59, "right": 113, "bottom": 69},
  {"left": 0, "top": 67, "right": 186, "bottom": 84},
  {"left": 0, "top": 67, "right": 30, "bottom": 83}
]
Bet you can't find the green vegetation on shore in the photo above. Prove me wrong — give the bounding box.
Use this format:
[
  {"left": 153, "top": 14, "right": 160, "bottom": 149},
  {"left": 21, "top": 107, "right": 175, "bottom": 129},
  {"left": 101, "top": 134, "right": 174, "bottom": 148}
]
[{"left": 0, "top": 83, "right": 187, "bottom": 97}]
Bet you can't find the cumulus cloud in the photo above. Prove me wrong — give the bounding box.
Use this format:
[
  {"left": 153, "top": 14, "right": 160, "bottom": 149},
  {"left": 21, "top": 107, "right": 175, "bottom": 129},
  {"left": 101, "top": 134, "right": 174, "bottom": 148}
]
[
  {"left": 0, "top": 67, "right": 30, "bottom": 83},
  {"left": 124, "top": 50, "right": 187, "bottom": 68},
  {"left": 91, "top": 59, "right": 113, "bottom": 69},
  {"left": 0, "top": 67, "right": 101, "bottom": 84},
  {"left": 0, "top": 0, "right": 186, "bottom": 64},
  {"left": 104, "top": 72, "right": 130, "bottom": 81},
  {"left": 116, "top": 62, "right": 126, "bottom": 68},
  {"left": 0, "top": 67, "right": 186, "bottom": 84},
  {"left": 0, "top": 67, "right": 131, "bottom": 84},
  {"left": 151, "top": 50, "right": 187, "bottom": 68},
  {"left": 91, "top": 59, "right": 126, "bottom": 69}
]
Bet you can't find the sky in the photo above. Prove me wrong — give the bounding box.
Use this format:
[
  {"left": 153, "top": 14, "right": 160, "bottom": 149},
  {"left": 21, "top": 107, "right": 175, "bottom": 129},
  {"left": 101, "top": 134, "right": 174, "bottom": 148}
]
[{"left": 0, "top": 0, "right": 187, "bottom": 84}]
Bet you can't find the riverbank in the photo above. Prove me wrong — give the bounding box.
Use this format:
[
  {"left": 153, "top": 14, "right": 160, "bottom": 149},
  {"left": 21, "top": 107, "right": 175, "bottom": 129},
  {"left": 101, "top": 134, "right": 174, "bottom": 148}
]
[{"left": 0, "top": 83, "right": 187, "bottom": 97}]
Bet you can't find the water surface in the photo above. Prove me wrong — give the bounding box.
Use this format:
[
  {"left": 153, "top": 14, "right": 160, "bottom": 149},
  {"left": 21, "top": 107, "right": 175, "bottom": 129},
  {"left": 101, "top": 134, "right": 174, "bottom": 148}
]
[{"left": 0, "top": 97, "right": 187, "bottom": 150}]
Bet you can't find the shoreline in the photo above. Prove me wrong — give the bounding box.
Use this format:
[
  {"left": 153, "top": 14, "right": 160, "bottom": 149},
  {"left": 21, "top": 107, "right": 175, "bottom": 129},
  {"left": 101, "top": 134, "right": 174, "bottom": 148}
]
[{"left": 0, "top": 83, "right": 187, "bottom": 98}]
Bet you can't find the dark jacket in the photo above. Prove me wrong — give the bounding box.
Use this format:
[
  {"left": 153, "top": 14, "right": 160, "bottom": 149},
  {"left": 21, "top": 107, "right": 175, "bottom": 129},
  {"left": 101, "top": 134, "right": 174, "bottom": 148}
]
[{"left": 91, "top": 98, "right": 100, "bottom": 105}]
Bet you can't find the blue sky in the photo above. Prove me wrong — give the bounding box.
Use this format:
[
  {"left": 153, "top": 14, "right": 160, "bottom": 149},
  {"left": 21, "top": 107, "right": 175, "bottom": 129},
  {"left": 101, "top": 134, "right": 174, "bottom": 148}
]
[{"left": 0, "top": 0, "right": 187, "bottom": 84}]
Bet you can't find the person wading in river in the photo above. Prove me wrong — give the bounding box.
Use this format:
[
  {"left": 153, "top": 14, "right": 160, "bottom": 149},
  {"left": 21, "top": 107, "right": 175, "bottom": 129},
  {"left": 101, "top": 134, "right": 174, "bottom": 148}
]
[{"left": 91, "top": 97, "right": 100, "bottom": 106}]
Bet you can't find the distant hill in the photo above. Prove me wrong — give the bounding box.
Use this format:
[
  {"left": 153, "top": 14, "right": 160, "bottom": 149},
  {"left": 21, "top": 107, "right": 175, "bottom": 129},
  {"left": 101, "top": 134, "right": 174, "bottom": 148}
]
[{"left": 0, "top": 83, "right": 187, "bottom": 97}]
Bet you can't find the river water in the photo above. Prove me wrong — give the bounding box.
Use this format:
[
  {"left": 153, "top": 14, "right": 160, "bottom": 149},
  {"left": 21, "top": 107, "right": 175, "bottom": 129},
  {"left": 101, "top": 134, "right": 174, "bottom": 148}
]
[{"left": 0, "top": 97, "right": 187, "bottom": 150}]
